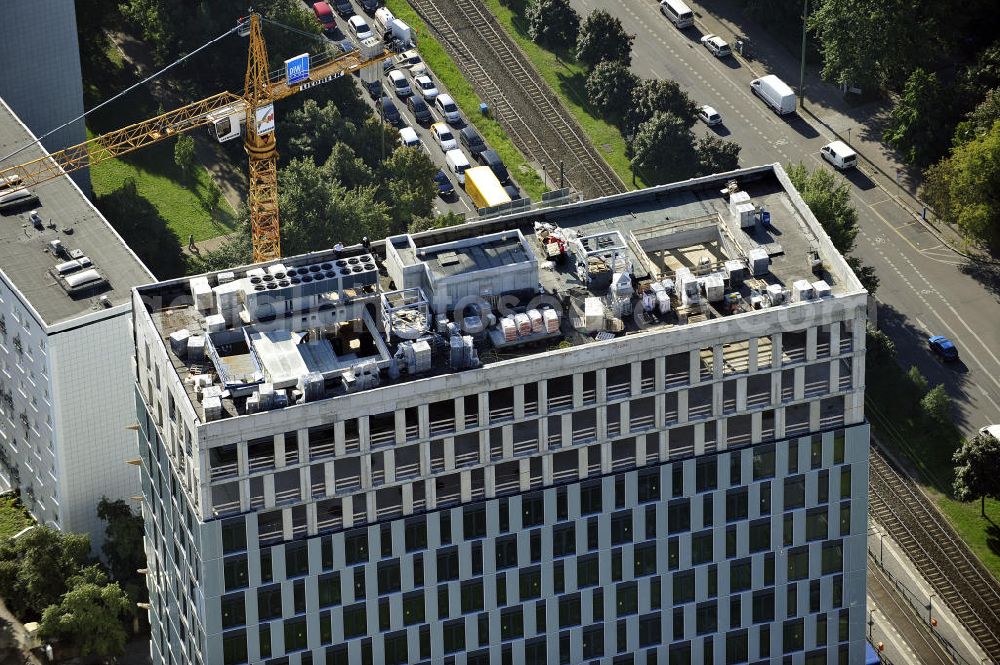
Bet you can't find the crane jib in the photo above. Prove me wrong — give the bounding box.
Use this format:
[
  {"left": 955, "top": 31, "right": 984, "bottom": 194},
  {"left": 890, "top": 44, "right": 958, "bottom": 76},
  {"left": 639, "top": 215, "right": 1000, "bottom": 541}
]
[{"left": 296, "top": 71, "right": 347, "bottom": 93}]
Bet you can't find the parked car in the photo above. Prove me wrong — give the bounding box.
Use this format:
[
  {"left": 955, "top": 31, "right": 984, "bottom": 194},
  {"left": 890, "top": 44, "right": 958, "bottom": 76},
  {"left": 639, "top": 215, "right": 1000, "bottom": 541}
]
[
  {"left": 698, "top": 105, "right": 723, "bottom": 126},
  {"left": 434, "top": 170, "right": 455, "bottom": 197},
  {"left": 700, "top": 34, "right": 731, "bottom": 57},
  {"left": 477, "top": 149, "right": 509, "bottom": 184},
  {"left": 332, "top": 0, "right": 354, "bottom": 18},
  {"left": 360, "top": 0, "right": 380, "bottom": 14},
  {"left": 820, "top": 141, "right": 857, "bottom": 170},
  {"left": 928, "top": 335, "right": 959, "bottom": 362},
  {"left": 431, "top": 122, "right": 457, "bottom": 151},
  {"left": 387, "top": 69, "right": 412, "bottom": 97},
  {"left": 435, "top": 93, "right": 461, "bottom": 124},
  {"left": 459, "top": 126, "right": 487, "bottom": 159},
  {"left": 504, "top": 184, "right": 521, "bottom": 201},
  {"left": 414, "top": 75, "right": 439, "bottom": 101},
  {"left": 399, "top": 126, "right": 421, "bottom": 149},
  {"left": 312, "top": 1, "right": 337, "bottom": 33},
  {"left": 385, "top": 49, "right": 427, "bottom": 76},
  {"left": 348, "top": 15, "right": 372, "bottom": 40},
  {"left": 406, "top": 95, "right": 433, "bottom": 124},
  {"left": 335, "top": 39, "right": 357, "bottom": 55},
  {"left": 365, "top": 79, "right": 383, "bottom": 99},
  {"left": 380, "top": 96, "right": 401, "bottom": 125}
]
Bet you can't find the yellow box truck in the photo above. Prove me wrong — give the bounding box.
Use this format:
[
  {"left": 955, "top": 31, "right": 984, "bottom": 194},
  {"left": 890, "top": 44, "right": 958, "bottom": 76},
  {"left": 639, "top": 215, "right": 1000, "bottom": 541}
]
[{"left": 465, "top": 166, "right": 511, "bottom": 210}]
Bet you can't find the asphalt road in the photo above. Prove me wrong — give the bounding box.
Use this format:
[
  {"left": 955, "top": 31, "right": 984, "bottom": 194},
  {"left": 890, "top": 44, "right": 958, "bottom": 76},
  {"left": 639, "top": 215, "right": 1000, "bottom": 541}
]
[{"left": 575, "top": 0, "right": 1000, "bottom": 437}]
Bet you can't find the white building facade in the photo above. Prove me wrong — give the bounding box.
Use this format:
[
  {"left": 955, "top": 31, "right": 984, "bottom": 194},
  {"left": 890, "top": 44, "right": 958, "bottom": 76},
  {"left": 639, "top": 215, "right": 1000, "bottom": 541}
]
[{"left": 134, "top": 165, "right": 870, "bottom": 665}]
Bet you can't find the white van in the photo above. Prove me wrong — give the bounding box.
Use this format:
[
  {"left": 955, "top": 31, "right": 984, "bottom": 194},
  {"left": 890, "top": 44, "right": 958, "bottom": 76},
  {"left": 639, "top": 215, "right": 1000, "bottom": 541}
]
[
  {"left": 445, "top": 149, "right": 471, "bottom": 186},
  {"left": 374, "top": 7, "right": 395, "bottom": 35},
  {"left": 660, "top": 0, "right": 694, "bottom": 28},
  {"left": 750, "top": 75, "right": 796, "bottom": 115},
  {"left": 820, "top": 141, "right": 857, "bottom": 170}
]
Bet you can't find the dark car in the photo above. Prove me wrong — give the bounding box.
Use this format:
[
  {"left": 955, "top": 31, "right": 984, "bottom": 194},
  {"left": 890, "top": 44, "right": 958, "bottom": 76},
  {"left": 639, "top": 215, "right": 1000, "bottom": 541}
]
[
  {"left": 928, "top": 335, "right": 959, "bottom": 362},
  {"left": 504, "top": 184, "right": 521, "bottom": 201},
  {"left": 434, "top": 170, "right": 455, "bottom": 198},
  {"left": 365, "top": 79, "right": 383, "bottom": 99},
  {"left": 360, "top": 0, "right": 380, "bottom": 13},
  {"left": 332, "top": 0, "right": 354, "bottom": 18},
  {"left": 380, "top": 96, "right": 401, "bottom": 125},
  {"left": 459, "top": 126, "right": 487, "bottom": 159},
  {"left": 406, "top": 95, "right": 432, "bottom": 124},
  {"left": 477, "top": 149, "right": 510, "bottom": 184},
  {"left": 335, "top": 39, "right": 357, "bottom": 55}
]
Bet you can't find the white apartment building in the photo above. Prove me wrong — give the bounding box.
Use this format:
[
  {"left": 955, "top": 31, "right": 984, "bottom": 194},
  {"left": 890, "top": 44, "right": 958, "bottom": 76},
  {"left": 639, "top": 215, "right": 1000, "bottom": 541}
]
[
  {"left": 133, "top": 163, "right": 869, "bottom": 665},
  {"left": 0, "top": 97, "right": 153, "bottom": 545}
]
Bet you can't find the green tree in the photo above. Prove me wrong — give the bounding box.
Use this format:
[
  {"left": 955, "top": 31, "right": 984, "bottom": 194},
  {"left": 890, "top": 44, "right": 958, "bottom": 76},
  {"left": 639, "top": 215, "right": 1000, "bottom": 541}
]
[
  {"left": 907, "top": 365, "right": 929, "bottom": 396},
  {"left": 629, "top": 112, "right": 700, "bottom": 185},
  {"left": 952, "top": 88, "right": 1000, "bottom": 146},
  {"left": 38, "top": 571, "right": 130, "bottom": 658},
  {"left": 585, "top": 60, "right": 639, "bottom": 126},
  {"left": 697, "top": 135, "right": 741, "bottom": 175},
  {"left": 409, "top": 211, "right": 466, "bottom": 233},
  {"left": 952, "top": 432, "right": 1000, "bottom": 516},
  {"left": 323, "top": 143, "right": 375, "bottom": 190},
  {"left": 527, "top": 0, "right": 580, "bottom": 50},
  {"left": 865, "top": 326, "right": 896, "bottom": 366},
  {"left": 808, "top": 0, "right": 937, "bottom": 92},
  {"left": 920, "top": 384, "right": 951, "bottom": 423},
  {"left": 845, "top": 256, "right": 879, "bottom": 295},
  {"left": 786, "top": 162, "right": 859, "bottom": 253},
  {"left": 626, "top": 78, "right": 699, "bottom": 135},
  {"left": 279, "top": 99, "right": 349, "bottom": 165},
  {"left": 0, "top": 527, "right": 91, "bottom": 617},
  {"left": 922, "top": 119, "right": 1000, "bottom": 248},
  {"left": 351, "top": 115, "right": 402, "bottom": 169},
  {"left": 173, "top": 134, "right": 197, "bottom": 180},
  {"left": 380, "top": 147, "right": 438, "bottom": 233},
  {"left": 576, "top": 10, "right": 634, "bottom": 69},
  {"left": 883, "top": 69, "right": 956, "bottom": 167},
  {"left": 97, "top": 498, "right": 146, "bottom": 602}
]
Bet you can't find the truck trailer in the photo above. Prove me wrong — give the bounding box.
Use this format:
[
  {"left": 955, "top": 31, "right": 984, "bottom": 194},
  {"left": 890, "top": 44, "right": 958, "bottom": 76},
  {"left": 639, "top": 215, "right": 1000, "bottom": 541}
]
[{"left": 465, "top": 166, "right": 511, "bottom": 211}]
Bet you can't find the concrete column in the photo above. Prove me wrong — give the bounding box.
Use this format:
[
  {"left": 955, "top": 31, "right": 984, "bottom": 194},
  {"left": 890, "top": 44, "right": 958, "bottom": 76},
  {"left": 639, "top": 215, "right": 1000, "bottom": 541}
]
[
  {"left": 620, "top": 400, "right": 632, "bottom": 434},
  {"left": 418, "top": 404, "right": 430, "bottom": 441},
  {"left": 597, "top": 404, "right": 608, "bottom": 442},
  {"left": 658, "top": 430, "right": 669, "bottom": 460},
  {"left": 537, "top": 380, "right": 548, "bottom": 416},
  {"left": 771, "top": 372, "right": 782, "bottom": 405},
  {"left": 601, "top": 441, "right": 612, "bottom": 474},
  {"left": 537, "top": 418, "right": 549, "bottom": 453},
  {"left": 736, "top": 377, "right": 747, "bottom": 411},
  {"left": 484, "top": 465, "right": 496, "bottom": 499},
  {"left": 751, "top": 411, "right": 762, "bottom": 442},
  {"left": 394, "top": 409, "right": 406, "bottom": 445},
  {"left": 578, "top": 446, "right": 589, "bottom": 478},
  {"left": 830, "top": 358, "right": 841, "bottom": 393},
  {"left": 713, "top": 345, "right": 724, "bottom": 380},
  {"left": 425, "top": 478, "right": 436, "bottom": 510},
  {"left": 561, "top": 413, "right": 572, "bottom": 449},
  {"left": 306, "top": 499, "right": 317, "bottom": 534},
  {"left": 479, "top": 430, "right": 490, "bottom": 464},
  {"left": 542, "top": 453, "right": 553, "bottom": 485},
  {"left": 519, "top": 459, "right": 531, "bottom": 491},
  {"left": 806, "top": 326, "right": 818, "bottom": 361},
  {"left": 514, "top": 384, "right": 525, "bottom": 420},
  {"left": 333, "top": 422, "right": 345, "bottom": 457},
  {"left": 693, "top": 423, "right": 705, "bottom": 456},
  {"left": 809, "top": 400, "right": 821, "bottom": 432},
  {"left": 712, "top": 382, "right": 723, "bottom": 415},
  {"left": 655, "top": 356, "right": 666, "bottom": 392},
  {"left": 282, "top": 507, "right": 293, "bottom": 540},
  {"left": 478, "top": 392, "right": 489, "bottom": 428},
  {"left": 359, "top": 416, "right": 370, "bottom": 453},
  {"left": 689, "top": 349, "right": 700, "bottom": 385},
  {"left": 774, "top": 407, "right": 785, "bottom": 440},
  {"left": 460, "top": 470, "right": 472, "bottom": 502},
  {"left": 384, "top": 449, "right": 395, "bottom": 484},
  {"left": 366, "top": 491, "right": 377, "bottom": 524},
  {"left": 503, "top": 426, "right": 514, "bottom": 458},
  {"left": 264, "top": 473, "right": 275, "bottom": 508},
  {"left": 748, "top": 337, "right": 759, "bottom": 372},
  {"left": 239, "top": 478, "right": 250, "bottom": 512},
  {"left": 324, "top": 462, "right": 335, "bottom": 496},
  {"left": 677, "top": 389, "right": 689, "bottom": 423},
  {"left": 655, "top": 394, "right": 665, "bottom": 430},
  {"left": 794, "top": 366, "right": 805, "bottom": 400},
  {"left": 401, "top": 482, "right": 413, "bottom": 515},
  {"left": 631, "top": 360, "right": 642, "bottom": 396},
  {"left": 573, "top": 373, "right": 584, "bottom": 408},
  {"left": 274, "top": 433, "right": 286, "bottom": 469},
  {"left": 830, "top": 322, "right": 841, "bottom": 357},
  {"left": 772, "top": 332, "right": 783, "bottom": 368},
  {"left": 237, "top": 441, "right": 249, "bottom": 477},
  {"left": 454, "top": 397, "right": 466, "bottom": 433},
  {"left": 444, "top": 437, "right": 455, "bottom": 471},
  {"left": 716, "top": 418, "right": 728, "bottom": 450},
  {"left": 419, "top": 441, "right": 431, "bottom": 476},
  {"left": 360, "top": 455, "right": 372, "bottom": 490},
  {"left": 597, "top": 368, "right": 607, "bottom": 405}
]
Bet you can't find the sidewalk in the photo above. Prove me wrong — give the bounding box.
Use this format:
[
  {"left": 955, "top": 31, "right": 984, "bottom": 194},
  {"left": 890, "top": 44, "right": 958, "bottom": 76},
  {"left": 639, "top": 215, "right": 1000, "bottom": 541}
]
[{"left": 686, "top": 0, "right": 978, "bottom": 259}]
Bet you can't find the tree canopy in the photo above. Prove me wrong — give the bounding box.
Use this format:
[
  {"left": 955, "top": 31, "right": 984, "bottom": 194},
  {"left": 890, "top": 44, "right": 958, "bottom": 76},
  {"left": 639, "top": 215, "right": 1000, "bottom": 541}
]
[
  {"left": 882, "top": 68, "right": 956, "bottom": 167},
  {"left": 922, "top": 119, "right": 1000, "bottom": 249},
  {"left": 39, "top": 573, "right": 131, "bottom": 658},
  {"left": 786, "top": 162, "right": 858, "bottom": 253},
  {"left": 952, "top": 432, "right": 1000, "bottom": 516},
  {"left": 586, "top": 60, "right": 639, "bottom": 127},
  {"left": 0, "top": 527, "right": 92, "bottom": 617},
  {"left": 697, "top": 136, "right": 741, "bottom": 175},
  {"left": 576, "top": 10, "right": 635, "bottom": 69},
  {"left": 629, "top": 112, "right": 700, "bottom": 185},
  {"left": 527, "top": 0, "right": 580, "bottom": 50},
  {"left": 626, "top": 79, "right": 699, "bottom": 135}
]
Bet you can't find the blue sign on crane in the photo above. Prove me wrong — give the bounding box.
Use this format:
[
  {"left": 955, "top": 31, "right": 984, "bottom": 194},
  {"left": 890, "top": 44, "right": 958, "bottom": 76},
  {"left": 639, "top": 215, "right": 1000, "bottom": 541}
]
[{"left": 285, "top": 53, "right": 310, "bottom": 85}]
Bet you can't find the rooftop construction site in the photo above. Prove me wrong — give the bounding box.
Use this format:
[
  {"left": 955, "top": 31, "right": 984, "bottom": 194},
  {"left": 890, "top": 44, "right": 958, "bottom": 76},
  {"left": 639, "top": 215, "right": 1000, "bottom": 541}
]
[{"left": 135, "top": 163, "right": 863, "bottom": 424}]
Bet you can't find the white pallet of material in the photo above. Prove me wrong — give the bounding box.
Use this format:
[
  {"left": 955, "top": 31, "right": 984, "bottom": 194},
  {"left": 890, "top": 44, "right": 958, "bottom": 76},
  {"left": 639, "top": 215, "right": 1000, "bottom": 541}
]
[
  {"left": 543, "top": 308, "right": 559, "bottom": 333},
  {"left": 514, "top": 313, "right": 531, "bottom": 336},
  {"left": 500, "top": 317, "right": 517, "bottom": 342},
  {"left": 527, "top": 309, "right": 543, "bottom": 333}
]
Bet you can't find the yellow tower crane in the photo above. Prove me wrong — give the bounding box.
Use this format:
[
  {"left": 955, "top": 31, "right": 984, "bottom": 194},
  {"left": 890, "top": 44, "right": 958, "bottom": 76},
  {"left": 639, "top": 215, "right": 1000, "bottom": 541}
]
[{"left": 0, "top": 12, "right": 391, "bottom": 263}]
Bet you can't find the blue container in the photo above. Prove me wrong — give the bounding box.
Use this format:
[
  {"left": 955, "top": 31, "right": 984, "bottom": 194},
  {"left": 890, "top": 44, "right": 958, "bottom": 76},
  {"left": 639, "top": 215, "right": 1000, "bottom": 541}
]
[
  {"left": 761, "top": 210, "right": 771, "bottom": 225},
  {"left": 479, "top": 102, "right": 489, "bottom": 116}
]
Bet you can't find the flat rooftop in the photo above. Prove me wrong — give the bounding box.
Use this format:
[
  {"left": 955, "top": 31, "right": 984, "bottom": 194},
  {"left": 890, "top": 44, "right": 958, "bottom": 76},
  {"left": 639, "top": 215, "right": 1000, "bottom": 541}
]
[
  {"left": 136, "top": 164, "right": 863, "bottom": 423},
  {"left": 0, "top": 97, "right": 151, "bottom": 327}
]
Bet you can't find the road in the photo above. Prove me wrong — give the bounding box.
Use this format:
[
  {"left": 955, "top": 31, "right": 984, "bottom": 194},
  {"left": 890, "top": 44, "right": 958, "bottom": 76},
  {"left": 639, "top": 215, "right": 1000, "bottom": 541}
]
[{"left": 572, "top": 0, "right": 1000, "bottom": 437}]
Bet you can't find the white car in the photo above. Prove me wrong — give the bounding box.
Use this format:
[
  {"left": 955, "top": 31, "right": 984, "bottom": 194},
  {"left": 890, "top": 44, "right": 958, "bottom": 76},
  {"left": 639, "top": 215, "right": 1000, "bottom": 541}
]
[
  {"left": 394, "top": 49, "right": 427, "bottom": 76},
  {"left": 348, "top": 16, "right": 373, "bottom": 41},
  {"left": 700, "top": 34, "right": 731, "bottom": 57},
  {"left": 399, "top": 126, "right": 422, "bottom": 149},
  {"left": 698, "top": 105, "right": 722, "bottom": 126},
  {"left": 431, "top": 122, "right": 457, "bottom": 151},
  {"left": 435, "top": 93, "right": 461, "bottom": 124},
  {"left": 414, "top": 75, "right": 439, "bottom": 101},
  {"left": 387, "top": 70, "right": 412, "bottom": 98}
]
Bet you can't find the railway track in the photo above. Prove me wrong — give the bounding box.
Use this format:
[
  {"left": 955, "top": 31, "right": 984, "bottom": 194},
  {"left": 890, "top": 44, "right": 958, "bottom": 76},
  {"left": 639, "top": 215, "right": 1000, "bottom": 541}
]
[
  {"left": 869, "top": 446, "right": 1000, "bottom": 661},
  {"left": 406, "top": 0, "right": 626, "bottom": 199}
]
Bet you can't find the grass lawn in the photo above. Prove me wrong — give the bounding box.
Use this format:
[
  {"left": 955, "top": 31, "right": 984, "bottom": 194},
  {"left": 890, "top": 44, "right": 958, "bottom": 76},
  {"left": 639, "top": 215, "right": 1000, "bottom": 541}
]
[
  {"left": 866, "top": 360, "right": 1000, "bottom": 581},
  {"left": 386, "top": 0, "right": 547, "bottom": 201},
  {"left": 479, "top": 0, "right": 642, "bottom": 188},
  {"left": 0, "top": 494, "right": 33, "bottom": 541},
  {"left": 88, "top": 131, "right": 237, "bottom": 243}
]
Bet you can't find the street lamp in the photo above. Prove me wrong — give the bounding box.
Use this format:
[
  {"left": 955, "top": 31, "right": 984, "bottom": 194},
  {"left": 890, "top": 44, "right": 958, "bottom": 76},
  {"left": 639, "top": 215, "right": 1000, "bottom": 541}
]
[
  {"left": 929, "top": 593, "right": 937, "bottom": 625},
  {"left": 799, "top": 0, "right": 808, "bottom": 106},
  {"left": 847, "top": 127, "right": 851, "bottom": 146}
]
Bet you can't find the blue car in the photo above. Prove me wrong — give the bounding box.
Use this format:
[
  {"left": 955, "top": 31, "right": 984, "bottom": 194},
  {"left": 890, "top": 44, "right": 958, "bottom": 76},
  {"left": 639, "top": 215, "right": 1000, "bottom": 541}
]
[
  {"left": 928, "top": 335, "right": 958, "bottom": 362},
  {"left": 434, "top": 170, "right": 454, "bottom": 198}
]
